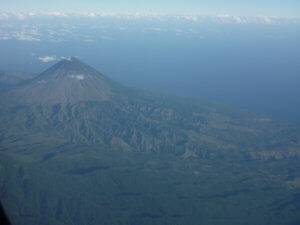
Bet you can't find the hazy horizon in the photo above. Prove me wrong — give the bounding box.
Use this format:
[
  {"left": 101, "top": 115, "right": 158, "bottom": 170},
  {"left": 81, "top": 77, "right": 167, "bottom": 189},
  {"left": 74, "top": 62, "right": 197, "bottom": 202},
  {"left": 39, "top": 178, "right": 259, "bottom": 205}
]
[{"left": 0, "top": 11, "right": 299, "bottom": 124}]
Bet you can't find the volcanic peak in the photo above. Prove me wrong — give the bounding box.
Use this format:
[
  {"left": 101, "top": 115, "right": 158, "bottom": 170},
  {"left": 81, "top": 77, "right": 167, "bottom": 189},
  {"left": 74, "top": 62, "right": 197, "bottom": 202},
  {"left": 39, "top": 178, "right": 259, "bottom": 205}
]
[{"left": 3, "top": 57, "right": 119, "bottom": 104}]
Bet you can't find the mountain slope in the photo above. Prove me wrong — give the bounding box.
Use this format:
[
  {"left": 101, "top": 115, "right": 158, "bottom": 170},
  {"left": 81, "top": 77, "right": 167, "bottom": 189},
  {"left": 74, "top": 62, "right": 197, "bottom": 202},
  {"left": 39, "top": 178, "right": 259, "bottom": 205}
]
[
  {"left": 0, "top": 58, "right": 300, "bottom": 225},
  {"left": 1, "top": 57, "right": 127, "bottom": 104},
  {"left": 0, "top": 57, "right": 299, "bottom": 158}
]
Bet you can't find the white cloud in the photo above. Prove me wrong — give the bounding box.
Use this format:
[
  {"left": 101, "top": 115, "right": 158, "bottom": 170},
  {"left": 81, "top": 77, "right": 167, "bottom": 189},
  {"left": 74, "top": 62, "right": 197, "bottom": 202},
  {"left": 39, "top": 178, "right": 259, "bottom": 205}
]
[
  {"left": 0, "top": 32, "right": 11, "bottom": 40},
  {"left": 13, "top": 12, "right": 26, "bottom": 20},
  {"left": 0, "top": 36, "right": 10, "bottom": 40},
  {"left": 81, "top": 12, "right": 96, "bottom": 17},
  {"left": 233, "top": 16, "right": 245, "bottom": 24},
  {"left": 96, "top": 12, "right": 119, "bottom": 17},
  {"left": 17, "top": 35, "right": 40, "bottom": 41},
  {"left": 0, "top": 12, "right": 10, "bottom": 20},
  {"left": 0, "top": 11, "right": 298, "bottom": 25},
  {"left": 215, "top": 14, "right": 279, "bottom": 24},
  {"left": 27, "top": 29, "right": 40, "bottom": 36},
  {"left": 68, "top": 74, "right": 85, "bottom": 80},
  {"left": 263, "top": 17, "right": 273, "bottom": 24},
  {"left": 12, "top": 30, "right": 40, "bottom": 41},
  {"left": 38, "top": 56, "right": 56, "bottom": 63},
  {"left": 47, "top": 12, "right": 67, "bottom": 17},
  {"left": 183, "top": 16, "right": 198, "bottom": 22}
]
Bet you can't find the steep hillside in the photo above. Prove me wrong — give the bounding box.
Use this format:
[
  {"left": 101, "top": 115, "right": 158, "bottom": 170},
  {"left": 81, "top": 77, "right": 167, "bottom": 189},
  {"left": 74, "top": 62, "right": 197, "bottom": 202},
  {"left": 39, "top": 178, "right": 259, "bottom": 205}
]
[{"left": 0, "top": 58, "right": 299, "bottom": 225}]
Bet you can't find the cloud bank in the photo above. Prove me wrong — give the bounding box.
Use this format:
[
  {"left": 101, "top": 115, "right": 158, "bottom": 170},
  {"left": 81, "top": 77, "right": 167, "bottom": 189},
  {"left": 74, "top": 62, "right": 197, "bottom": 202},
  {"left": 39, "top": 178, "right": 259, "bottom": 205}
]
[{"left": 0, "top": 12, "right": 299, "bottom": 24}]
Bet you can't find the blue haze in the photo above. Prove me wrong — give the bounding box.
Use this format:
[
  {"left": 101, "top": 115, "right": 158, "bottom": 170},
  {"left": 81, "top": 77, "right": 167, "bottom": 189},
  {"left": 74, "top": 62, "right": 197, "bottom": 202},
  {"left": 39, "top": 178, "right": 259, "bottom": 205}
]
[{"left": 0, "top": 17, "right": 299, "bottom": 123}]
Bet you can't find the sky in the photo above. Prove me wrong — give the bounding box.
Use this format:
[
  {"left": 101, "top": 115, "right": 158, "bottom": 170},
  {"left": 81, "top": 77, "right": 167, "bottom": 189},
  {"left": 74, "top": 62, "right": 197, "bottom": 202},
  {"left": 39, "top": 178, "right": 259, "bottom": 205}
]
[{"left": 1, "top": 0, "right": 300, "bottom": 18}]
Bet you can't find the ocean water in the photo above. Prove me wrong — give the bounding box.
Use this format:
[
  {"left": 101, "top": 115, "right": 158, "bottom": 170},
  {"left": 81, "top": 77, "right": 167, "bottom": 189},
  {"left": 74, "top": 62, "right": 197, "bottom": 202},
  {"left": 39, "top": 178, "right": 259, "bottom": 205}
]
[{"left": 0, "top": 18, "right": 299, "bottom": 123}]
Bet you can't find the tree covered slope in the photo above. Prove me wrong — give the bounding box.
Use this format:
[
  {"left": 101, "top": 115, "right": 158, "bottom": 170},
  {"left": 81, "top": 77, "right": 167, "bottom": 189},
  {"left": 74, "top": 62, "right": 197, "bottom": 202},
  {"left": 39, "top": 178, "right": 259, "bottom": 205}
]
[{"left": 0, "top": 58, "right": 299, "bottom": 225}]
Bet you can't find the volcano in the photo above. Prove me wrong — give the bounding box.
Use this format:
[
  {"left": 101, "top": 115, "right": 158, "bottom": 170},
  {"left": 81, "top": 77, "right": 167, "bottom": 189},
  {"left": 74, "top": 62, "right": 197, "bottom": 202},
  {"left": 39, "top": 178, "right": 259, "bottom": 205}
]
[
  {"left": 3, "top": 57, "right": 125, "bottom": 104},
  {"left": 0, "top": 58, "right": 300, "bottom": 225},
  {"left": 0, "top": 57, "right": 299, "bottom": 154}
]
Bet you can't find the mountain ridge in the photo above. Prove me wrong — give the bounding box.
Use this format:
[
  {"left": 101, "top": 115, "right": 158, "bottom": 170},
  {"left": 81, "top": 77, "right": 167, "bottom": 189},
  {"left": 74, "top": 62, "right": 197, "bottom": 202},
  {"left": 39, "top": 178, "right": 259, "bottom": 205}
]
[
  {"left": 1, "top": 57, "right": 128, "bottom": 105},
  {"left": 0, "top": 58, "right": 299, "bottom": 158},
  {"left": 0, "top": 58, "right": 300, "bottom": 225}
]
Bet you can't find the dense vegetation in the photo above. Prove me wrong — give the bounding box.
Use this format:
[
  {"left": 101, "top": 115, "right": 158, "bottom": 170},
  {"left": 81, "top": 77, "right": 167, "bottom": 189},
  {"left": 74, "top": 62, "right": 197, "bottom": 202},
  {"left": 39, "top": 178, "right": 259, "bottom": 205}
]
[{"left": 0, "top": 58, "right": 299, "bottom": 225}]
